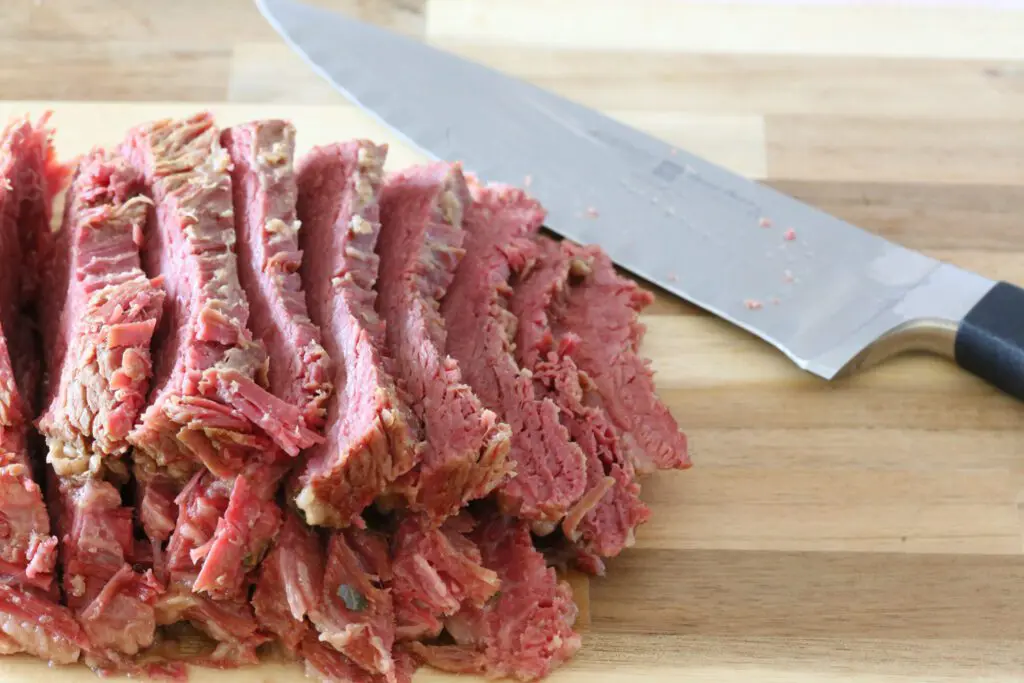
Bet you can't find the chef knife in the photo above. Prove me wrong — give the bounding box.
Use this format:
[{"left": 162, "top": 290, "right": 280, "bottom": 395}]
[{"left": 257, "top": 0, "right": 1024, "bottom": 401}]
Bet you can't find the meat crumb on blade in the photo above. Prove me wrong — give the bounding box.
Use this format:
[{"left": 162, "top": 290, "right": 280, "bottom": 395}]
[
  {"left": 509, "top": 237, "right": 651, "bottom": 574},
  {"left": 0, "top": 113, "right": 91, "bottom": 667},
  {"left": 376, "top": 162, "right": 512, "bottom": 522},
  {"left": 440, "top": 182, "right": 586, "bottom": 528},
  {"left": 292, "top": 140, "right": 419, "bottom": 529}
]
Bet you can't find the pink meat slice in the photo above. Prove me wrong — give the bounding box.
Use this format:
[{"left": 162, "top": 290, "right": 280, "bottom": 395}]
[
  {"left": 30, "top": 151, "right": 169, "bottom": 667},
  {"left": 122, "top": 112, "right": 318, "bottom": 489},
  {"left": 307, "top": 528, "right": 396, "bottom": 678},
  {"left": 411, "top": 512, "right": 581, "bottom": 681},
  {"left": 390, "top": 513, "right": 500, "bottom": 642},
  {"left": 121, "top": 113, "right": 318, "bottom": 652},
  {"left": 252, "top": 509, "right": 322, "bottom": 654},
  {"left": 222, "top": 120, "right": 331, "bottom": 431},
  {"left": 292, "top": 141, "right": 418, "bottom": 528},
  {"left": 153, "top": 580, "right": 269, "bottom": 667},
  {"left": 441, "top": 183, "right": 585, "bottom": 527},
  {"left": 301, "top": 637, "right": 417, "bottom": 683},
  {"left": 0, "top": 114, "right": 88, "bottom": 666},
  {"left": 254, "top": 510, "right": 412, "bottom": 683},
  {"left": 543, "top": 242, "right": 689, "bottom": 473},
  {"left": 36, "top": 150, "right": 165, "bottom": 478},
  {"left": 53, "top": 478, "right": 163, "bottom": 666},
  {"left": 376, "top": 163, "right": 512, "bottom": 522},
  {"left": 510, "top": 237, "right": 651, "bottom": 572}
]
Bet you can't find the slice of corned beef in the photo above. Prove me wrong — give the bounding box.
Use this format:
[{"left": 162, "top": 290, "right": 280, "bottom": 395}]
[
  {"left": 123, "top": 112, "right": 318, "bottom": 486},
  {"left": 410, "top": 512, "right": 581, "bottom": 681},
  {"left": 307, "top": 527, "right": 396, "bottom": 678},
  {"left": 36, "top": 150, "right": 165, "bottom": 479},
  {"left": 510, "top": 237, "right": 651, "bottom": 572},
  {"left": 292, "top": 141, "right": 418, "bottom": 528},
  {"left": 122, "top": 114, "right": 319, "bottom": 602},
  {"left": 163, "top": 459, "right": 285, "bottom": 600},
  {"left": 252, "top": 509, "right": 321, "bottom": 654},
  {"left": 32, "top": 151, "right": 169, "bottom": 666},
  {"left": 53, "top": 478, "right": 163, "bottom": 666},
  {"left": 441, "top": 183, "right": 585, "bottom": 528},
  {"left": 153, "top": 581, "right": 269, "bottom": 666},
  {"left": 376, "top": 163, "right": 512, "bottom": 521},
  {"left": 390, "top": 513, "right": 500, "bottom": 642},
  {"left": 301, "top": 637, "right": 417, "bottom": 683},
  {"left": 541, "top": 242, "right": 689, "bottom": 474},
  {"left": 222, "top": 120, "right": 331, "bottom": 432},
  {"left": 254, "top": 510, "right": 409, "bottom": 683},
  {"left": 0, "top": 114, "right": 88, "bottom": 666}
]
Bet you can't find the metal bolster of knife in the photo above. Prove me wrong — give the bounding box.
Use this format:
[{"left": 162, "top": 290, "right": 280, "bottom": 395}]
[{"left": 826, "top": 262, "right": 998, "bottom": 380}]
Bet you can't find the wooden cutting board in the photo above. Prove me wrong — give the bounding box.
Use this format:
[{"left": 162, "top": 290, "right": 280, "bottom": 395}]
[
  {"left": 2, "top": 4, "right": 1024, "bottom": 681},
  {"left": 0, "top": 97, "right": 1019, "bottom": 683}
]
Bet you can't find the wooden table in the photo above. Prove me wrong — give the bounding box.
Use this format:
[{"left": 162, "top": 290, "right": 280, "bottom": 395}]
[{"left": 3, "top": 1, "right": 1024, "bottom": 681}]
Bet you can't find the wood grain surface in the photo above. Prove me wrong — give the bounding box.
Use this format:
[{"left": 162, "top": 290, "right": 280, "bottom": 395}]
[{"left": 2, "top": 1, "right": 1024, "bottom": 681}]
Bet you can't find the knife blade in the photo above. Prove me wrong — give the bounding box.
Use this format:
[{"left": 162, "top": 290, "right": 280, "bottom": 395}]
[{"left": 256, "top": 0, "right": 1024, "bottom": 401}]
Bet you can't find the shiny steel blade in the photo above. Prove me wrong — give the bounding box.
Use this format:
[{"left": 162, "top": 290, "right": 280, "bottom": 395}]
[{"left": 257, "top": 0, "right": 993, "bottom": 379}]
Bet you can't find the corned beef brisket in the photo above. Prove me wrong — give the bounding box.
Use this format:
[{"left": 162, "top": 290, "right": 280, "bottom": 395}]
[
  {"left": 222, "top": 120, "right": 331, "bottom": 432},
  {"left": 121, "top": 113, "right": 317, "bottom": 660},
  {"left": 411, "top": 512, "right": 581, "bottom": 681},
  {"left": 35, "top": 150, "right": 165, "bottom": 668},
  {"left": 533, "top": 241, "right": 689, "bottom": 474},
  {"left": 376, "top": 163, "right": 512, "bottom": 522},
  {"left": 510, "top": 237, "right": 652, "bottom": 573},
  {"left": 0, "top": 109, "right": 689, "bottom": 682},
  {"left": 0, "top": 115, "right": 87, "bottom": 665},
  {"left": 441, "top": 183, "right": 586, "bottom": 528},
  {"left": 292, "top": 141, "right": 418, "bottom": 528}
]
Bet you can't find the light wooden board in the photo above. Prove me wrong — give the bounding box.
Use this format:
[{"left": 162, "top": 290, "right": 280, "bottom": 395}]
[{"left": 1, "top": 0, "right": 1023, "bottom": 681}]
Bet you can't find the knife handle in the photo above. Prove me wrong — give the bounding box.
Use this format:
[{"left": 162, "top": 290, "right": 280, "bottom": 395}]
[{"left": 955, "top": 281, "right": 1024, "bottom": 399}]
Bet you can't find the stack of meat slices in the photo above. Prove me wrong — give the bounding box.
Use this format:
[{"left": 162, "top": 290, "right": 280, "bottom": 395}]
[{"left": 0, "top": 111, "right": 689, "bottom": 682}]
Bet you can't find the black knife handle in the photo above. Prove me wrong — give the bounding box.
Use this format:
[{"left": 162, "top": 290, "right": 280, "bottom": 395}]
[{"left": 955, "top": 281, "right": 1024, "bottom": 399}]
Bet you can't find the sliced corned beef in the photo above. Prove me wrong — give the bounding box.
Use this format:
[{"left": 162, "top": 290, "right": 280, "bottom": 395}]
[
  {"left": 292, "top": 141, "right": 417, "bottom": 528},
  {"left": 153, "top": 582, "right": 269, "bottom": 666},
  {"left": 163, "top": 461, "right": 285, "bottom": 600},
  {"left": 121, "top": 113, "right": 320, "bottom": 659},
  {"left": 390, "top": 514, "right": 500, "bottom": 642},
  {"left": 123, "top": 112, "right": 317, "bottom": 488},
  {"left": 254, "top": 509, "right": 407, "bottom": 682},
  {"left": 510, "top": 237, "right": 651, "bottom": 572},
  {"left": 441, "top": 183, "right": 585, "bottom": 528},
  {"left": 307, "top": 527, "right": 396, "bottom": 678},
  {"left": 32, "top": 151, "right": 169, "bottom": 666},
  {"left": 411, "top": 512, "right": 581, "bottom": 681},
  {"left": 376, "top": 163, "right": 512, "bottom": 521},
  {"left": 222, "top": 120, "right": 331, "bottom": 432},
  {"left": 252, "top": 509, "right": 321, "bottom": 654},
  {"left": 541, "top": 242, "right": 689, "bottom": 473},
  {"left": 53, "top": 478, "right": 162, "bottom": 665},
  {"left": 36, "top": 150, "right": 164, "bottom": 478},
  {"left": 301, "top": 637, "right": 417, "bottom": 683},
  {"left": 0, "top": 114, "right": 88, "bottom": 666},
  {"left": 0, "top": 583, "right": 88, "bottom": 665}
]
